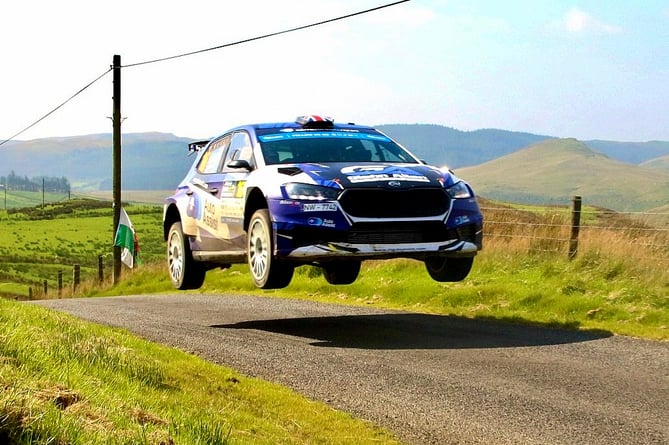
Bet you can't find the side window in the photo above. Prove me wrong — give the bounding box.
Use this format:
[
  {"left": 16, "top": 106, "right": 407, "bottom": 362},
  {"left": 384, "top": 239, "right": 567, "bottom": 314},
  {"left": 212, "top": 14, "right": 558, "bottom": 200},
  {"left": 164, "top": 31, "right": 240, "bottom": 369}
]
[
  {"left": 223, "top": 131, "right": 254, "bottom": 171},
  {"left": 197, "top": 134, "right": 231, "bottom": 174}
]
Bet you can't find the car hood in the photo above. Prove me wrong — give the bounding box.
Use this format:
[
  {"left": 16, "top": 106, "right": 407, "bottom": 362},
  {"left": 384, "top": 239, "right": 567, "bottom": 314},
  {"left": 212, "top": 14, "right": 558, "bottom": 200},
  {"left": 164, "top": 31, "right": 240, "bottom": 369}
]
[{"left": 274, "top": 162, "right": 458, "bottom": 189}]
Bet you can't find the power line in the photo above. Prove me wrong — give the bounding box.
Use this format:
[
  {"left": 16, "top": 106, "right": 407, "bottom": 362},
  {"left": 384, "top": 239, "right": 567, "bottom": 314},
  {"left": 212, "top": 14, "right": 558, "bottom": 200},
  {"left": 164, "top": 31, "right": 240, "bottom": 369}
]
[
  {"left": 0, "top": 68, "right": 112, "bottom": 148},
  {"left": 123, "top": 0, "right": 412, "bottom": 68},
  {"left": 0, "top": 0, "right": 412, "bottom": 145}
]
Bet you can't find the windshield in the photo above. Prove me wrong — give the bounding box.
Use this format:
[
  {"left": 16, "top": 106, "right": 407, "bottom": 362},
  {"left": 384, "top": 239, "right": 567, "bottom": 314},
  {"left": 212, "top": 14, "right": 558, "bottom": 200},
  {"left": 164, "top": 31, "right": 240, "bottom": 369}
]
[{"left": 257, "top": 130, "right": 419, "bottom": 165}]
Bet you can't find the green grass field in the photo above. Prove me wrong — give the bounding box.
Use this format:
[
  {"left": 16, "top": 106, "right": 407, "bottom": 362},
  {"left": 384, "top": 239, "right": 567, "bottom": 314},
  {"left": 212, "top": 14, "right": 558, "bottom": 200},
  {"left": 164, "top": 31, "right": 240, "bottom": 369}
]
[
  {"left": 1, "top": 196, "right": 667, "bottom": 444},
  {"left": 1, "top": 197, "right": 667, "bottom": 338}
]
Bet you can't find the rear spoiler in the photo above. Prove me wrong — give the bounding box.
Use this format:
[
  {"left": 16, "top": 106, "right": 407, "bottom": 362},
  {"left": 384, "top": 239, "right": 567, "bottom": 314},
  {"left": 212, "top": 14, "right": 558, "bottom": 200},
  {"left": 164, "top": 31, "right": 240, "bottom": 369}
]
[{"left": 188, "top": 140, "right": 210, "bottom": 153}]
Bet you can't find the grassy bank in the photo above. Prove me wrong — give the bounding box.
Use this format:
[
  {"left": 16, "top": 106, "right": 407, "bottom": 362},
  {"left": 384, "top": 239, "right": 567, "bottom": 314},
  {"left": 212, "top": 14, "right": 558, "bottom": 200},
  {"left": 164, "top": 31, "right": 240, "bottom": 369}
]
[
  {"left": 3, "top": 198, "right": 666, "bottom": 339},
  {"left": 1, "top": 197, "right": 667, "bottom": 443},
  {"left": 0, "top": 298, "right": 400, "bottom": 444}
]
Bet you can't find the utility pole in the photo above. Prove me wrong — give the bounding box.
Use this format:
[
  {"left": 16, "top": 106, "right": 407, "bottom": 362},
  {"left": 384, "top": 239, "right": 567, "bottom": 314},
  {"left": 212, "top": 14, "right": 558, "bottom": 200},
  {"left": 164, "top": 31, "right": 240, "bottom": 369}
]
[{"left": 112, "top": 54, "right": 122, "bottom": 284}]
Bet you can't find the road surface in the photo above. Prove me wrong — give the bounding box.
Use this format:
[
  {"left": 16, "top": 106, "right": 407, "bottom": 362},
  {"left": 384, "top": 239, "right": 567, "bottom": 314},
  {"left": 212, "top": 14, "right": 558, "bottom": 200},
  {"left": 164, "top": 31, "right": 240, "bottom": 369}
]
[{"left": 33, "top": 294, "right": 669, "bottom": 445}]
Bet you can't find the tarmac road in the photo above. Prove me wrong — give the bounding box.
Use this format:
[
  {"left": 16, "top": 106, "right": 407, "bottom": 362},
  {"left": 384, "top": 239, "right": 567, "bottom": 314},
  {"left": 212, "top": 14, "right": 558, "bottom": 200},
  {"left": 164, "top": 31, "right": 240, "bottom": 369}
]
[{"left": 33, "top": 294, "right": 668, "bottom": 445}]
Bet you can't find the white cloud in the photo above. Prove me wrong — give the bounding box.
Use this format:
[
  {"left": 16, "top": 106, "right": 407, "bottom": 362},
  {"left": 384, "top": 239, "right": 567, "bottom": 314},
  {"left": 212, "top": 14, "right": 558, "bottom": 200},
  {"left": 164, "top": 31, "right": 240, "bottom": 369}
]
[{"left": 562, "top": 8, "right": 622, "bottom": 34}]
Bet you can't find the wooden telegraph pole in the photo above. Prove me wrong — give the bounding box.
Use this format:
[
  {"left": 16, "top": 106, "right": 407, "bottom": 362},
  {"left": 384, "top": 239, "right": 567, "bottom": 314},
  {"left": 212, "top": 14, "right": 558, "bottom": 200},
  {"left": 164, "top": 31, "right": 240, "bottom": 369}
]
[{"left": 112, "top": 54, "right": 122, "bottom": 283}]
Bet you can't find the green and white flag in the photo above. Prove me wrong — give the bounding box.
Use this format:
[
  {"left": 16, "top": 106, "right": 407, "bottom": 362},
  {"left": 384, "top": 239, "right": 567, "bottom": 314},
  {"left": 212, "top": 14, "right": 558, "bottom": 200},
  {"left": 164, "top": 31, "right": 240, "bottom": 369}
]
[{"left": 114, "top": 207, "right": 138, "bottom": 268}]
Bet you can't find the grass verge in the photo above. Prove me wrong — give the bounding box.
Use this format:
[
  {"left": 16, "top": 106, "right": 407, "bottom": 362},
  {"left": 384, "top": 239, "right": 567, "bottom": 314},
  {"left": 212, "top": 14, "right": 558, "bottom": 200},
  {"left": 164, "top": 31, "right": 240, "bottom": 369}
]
[{"left": 0, "top": 298, "right": 400, "bottom": 444}]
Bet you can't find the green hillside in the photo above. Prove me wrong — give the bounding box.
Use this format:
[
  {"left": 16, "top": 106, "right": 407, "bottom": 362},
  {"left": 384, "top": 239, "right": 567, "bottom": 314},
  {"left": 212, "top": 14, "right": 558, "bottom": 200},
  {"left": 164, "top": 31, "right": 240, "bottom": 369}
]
[
  {"left": 457, "top": 138, "right": 669, "bottom": 211},
  {"left": 640, "top": 154, "right": 669, "bottom": 171},
  {"left": 2, "top": 133, "right": 194, "bottom": 191},
  {"left": 377, "top": 124, "right": 552, "bottom": 168},
  {"left": 585, "top": 140, "right": 669, "bottom": 164},
  {"left": 3, "top": 128, "right": 669, "bottom": 210}
]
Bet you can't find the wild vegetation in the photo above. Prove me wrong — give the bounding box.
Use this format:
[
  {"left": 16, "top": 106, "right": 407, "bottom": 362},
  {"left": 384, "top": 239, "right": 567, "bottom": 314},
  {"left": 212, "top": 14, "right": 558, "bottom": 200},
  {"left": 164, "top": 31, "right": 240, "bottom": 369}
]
[
  {"left": 2, "top": 196, "right": 666, "bottom": 339},
  {"left": 1, "top": 195, "right": 667, "bottom": 443}
]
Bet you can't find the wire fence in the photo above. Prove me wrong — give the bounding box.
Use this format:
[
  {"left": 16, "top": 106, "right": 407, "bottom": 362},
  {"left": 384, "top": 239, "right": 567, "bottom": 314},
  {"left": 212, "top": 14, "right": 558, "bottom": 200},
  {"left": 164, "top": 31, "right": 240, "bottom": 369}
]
[{"left": 480, "top": 198, "right": 669, "bottom": 264}]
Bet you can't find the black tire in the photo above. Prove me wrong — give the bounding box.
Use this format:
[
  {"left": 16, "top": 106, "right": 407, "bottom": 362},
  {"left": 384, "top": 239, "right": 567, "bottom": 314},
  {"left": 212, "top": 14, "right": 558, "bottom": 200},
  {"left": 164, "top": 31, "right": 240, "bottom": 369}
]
[
  {"left": 425, "top": 256, "right": 474, "bottom": 282},
  {"left": 167, "top": 222, "right": 206, "bottom": 290},
  {"left": 322, "top": 261, "right": 361, "bottom": 285},
  {"left": 247, "top": 209, "right": 294, "bottom": 289}
]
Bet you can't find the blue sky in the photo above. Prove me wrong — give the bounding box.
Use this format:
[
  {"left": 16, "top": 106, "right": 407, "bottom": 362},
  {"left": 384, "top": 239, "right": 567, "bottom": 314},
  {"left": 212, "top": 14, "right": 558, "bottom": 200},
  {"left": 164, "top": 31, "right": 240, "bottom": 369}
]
[{"left": 1, "top": 0, "right": 667, "bottom": 142}]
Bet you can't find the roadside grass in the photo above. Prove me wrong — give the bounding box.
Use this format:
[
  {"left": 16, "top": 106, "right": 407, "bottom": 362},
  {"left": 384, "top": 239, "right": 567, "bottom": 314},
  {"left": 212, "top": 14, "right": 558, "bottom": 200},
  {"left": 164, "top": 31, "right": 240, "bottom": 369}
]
[
  {"left": 0, "top": 298, "right": 401, "bottom": 445},
  {"left": 2, "top": 197, "right": 667, "bottom": 443},
  {"left": 0, "top": 200, "right": 164, "bottom": 297},
  {"left": 22, "top": 198, "right": 663, "bottom": 340}
]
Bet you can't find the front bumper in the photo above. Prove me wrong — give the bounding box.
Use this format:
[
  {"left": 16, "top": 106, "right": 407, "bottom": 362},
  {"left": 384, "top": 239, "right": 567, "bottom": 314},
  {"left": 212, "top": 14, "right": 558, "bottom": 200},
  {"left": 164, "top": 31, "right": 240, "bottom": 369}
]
[{"left": 282, "top": 238, "right": 479, "bottom": 260}]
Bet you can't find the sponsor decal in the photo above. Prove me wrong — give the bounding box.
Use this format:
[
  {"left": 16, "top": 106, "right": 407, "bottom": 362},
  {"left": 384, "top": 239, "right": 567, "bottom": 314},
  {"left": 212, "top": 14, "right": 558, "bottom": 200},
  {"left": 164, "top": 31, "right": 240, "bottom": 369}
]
[
  {"left": 302, "top": 202, "right": 338, "bottom": 212},
  {"left": 341, "top": 165, "right": 429, "bottom": 184},
  {"left": 220, "top": 198, "right": 244, "bottom": 218},
  {"left": 202, "top": 200, "right": 218, "bottom": 230},
  {"left": 186, "top": 193, "right": 202, "bottom": 219},
  {"left": 220, "top": 181, "right": 237, "bottom": 197},
  {"left": 307, "top": 217, "right": 336, "bottom": 228},
  {"left": 258, "top": 131, "right": 391, "bottom": 143},
  {"left": 454, "top": 215, "right": 471, "bottom": 225},
  {"left": 234, "top": 181, "right": 246, "bottom": 198}
]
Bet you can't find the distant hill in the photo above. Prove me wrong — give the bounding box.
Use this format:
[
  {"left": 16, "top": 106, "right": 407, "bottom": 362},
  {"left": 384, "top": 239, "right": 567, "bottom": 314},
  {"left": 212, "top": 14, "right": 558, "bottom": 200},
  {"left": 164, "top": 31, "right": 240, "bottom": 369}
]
[
  {"left": 1, "top": 133, "right": 194, "bottom": 191},
  {"left": 2, "top": 126, "right": 668, "bottom": 211},
  {"left": 584, "top": 140, "right": 669, "bottom": 164},
  {"left": 456, "top": 138, "right": 669, "bottom": 211},
  {"left": 377, "top": 124, "right": 553, "bottom": 168},
  {"left": 640, "top": 154, "right": 669, "bottom": 171}
]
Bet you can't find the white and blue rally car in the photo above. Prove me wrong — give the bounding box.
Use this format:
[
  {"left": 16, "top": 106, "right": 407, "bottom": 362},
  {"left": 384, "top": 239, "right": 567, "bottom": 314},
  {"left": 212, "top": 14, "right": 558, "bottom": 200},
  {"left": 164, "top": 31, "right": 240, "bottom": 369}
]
[{"left": 163, "top": 116, "right": 483, "bottom": 289}]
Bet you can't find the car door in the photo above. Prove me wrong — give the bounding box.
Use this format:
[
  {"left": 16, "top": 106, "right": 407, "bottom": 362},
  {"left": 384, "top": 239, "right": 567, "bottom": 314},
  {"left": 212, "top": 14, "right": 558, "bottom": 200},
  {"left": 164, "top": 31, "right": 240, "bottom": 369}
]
[
  {"left": 217, "top": 130, "right": 255, "bottom": 251},
  {"left": 186, "top": 134, "right": 232, "bottom": 252}
]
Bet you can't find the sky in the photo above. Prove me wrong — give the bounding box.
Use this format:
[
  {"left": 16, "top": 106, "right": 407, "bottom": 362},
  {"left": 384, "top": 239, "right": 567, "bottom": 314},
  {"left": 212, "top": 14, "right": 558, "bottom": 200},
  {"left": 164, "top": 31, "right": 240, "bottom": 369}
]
[{"left": 1, "top": 0, "right": 668, "bottom": 143}]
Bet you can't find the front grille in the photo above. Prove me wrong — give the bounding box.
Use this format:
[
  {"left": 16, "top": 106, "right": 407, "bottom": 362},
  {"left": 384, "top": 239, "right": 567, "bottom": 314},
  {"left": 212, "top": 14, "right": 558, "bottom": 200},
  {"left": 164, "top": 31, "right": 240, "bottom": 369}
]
[
  {"left": 338, "top": 188, "right": 449, "bottom": 218},
  {"left": 347, "top": 222, "right": 450, "bottom": 244}
]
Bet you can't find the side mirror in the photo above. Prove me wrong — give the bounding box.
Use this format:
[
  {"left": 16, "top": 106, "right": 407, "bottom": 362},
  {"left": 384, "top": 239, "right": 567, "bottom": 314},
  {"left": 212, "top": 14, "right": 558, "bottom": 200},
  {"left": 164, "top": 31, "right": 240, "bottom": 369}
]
[{"left": 227, "top": 159, "right": 253, "bottom": 171}]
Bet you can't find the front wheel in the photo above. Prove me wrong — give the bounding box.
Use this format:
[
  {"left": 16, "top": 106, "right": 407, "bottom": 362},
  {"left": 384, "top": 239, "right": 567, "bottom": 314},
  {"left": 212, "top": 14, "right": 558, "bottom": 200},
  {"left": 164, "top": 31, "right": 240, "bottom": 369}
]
[
  {"left": 424, "top": 256, "right": 474, "bottom": 282},
  {"left": 167, "top": 222, "right": 206, "bottom": 290},
  {"left": 247, "top": 209, "right": 294, "bottom": 289}
]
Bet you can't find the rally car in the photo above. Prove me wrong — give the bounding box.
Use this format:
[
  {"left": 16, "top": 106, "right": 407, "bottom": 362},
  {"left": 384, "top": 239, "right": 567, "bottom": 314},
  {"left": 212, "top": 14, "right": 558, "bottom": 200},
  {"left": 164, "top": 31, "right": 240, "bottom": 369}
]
[{"left": 163, "top": 115, "right": 483, "bottom": 289}]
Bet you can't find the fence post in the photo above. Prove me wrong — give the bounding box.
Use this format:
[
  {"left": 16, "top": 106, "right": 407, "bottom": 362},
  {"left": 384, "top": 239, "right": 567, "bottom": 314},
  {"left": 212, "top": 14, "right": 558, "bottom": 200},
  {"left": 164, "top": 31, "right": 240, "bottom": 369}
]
[
  {"left": 72, "top": 264, "right": 81, "bottom": 292},
  {"left": 29, "top": 287, "right": 33, "bottom": 299},
  {"left": 58, "top": 270, "right": 63, "bottom": 297},
  {"left": 43, "top": 280, "right": 48, "bottom": 296},
  {"left": 98, "top": 255, "right": 104, "bottom": 283},
  {"left": 568, "top": 195, "right": 582, "bottom": 259}
]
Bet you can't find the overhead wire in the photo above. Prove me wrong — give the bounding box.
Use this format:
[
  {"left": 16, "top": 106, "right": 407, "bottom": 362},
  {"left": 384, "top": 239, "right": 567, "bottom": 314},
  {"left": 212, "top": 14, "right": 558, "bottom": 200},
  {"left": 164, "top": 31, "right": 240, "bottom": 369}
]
[
  {"left": 0, "top": 0, "right": 412, "bottom": 146},
  {"left": 0, "top": 68, "right": 112, "bottom": 147},
  {"left": 123, "top": 0, "right": 412, "bottom": 68}
]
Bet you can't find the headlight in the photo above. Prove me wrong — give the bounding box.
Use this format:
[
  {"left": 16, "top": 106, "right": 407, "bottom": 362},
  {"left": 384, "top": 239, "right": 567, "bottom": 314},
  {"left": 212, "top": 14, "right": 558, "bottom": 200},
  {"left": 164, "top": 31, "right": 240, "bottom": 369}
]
[
  {"left": 284, "top": 183, "right": 341, "bottom": 200},
  {"left": 446, "top": 181, "right": 471, "bottom": 199}
]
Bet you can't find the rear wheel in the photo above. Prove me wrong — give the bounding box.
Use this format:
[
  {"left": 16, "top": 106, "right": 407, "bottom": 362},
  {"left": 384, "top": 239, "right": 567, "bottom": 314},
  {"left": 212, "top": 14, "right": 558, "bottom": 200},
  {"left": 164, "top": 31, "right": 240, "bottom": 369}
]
[
  {"left": 322, "top": 261, "right": 361, "bottom": 285},
  {"left": 167, "top": 222, "right": 206, "bottom": 290},
  {"left": 425, "top": 256, "right": 473, "bottom": 282},
  {"left": 248, "top": 209, "right": 294, "bottom": 289}
]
